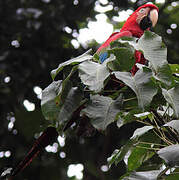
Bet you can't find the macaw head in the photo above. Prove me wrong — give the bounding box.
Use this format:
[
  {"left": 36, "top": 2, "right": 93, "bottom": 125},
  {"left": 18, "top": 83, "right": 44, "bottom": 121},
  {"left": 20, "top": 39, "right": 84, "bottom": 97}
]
[{"left": 121, "top": 3, "right": 159, "bottom": 37}]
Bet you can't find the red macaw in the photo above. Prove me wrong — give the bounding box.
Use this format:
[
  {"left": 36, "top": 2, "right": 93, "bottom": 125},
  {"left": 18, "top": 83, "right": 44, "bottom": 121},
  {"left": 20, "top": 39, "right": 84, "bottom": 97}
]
[{"left": 97, "top": 3, "right": 159, "bottom": 75}]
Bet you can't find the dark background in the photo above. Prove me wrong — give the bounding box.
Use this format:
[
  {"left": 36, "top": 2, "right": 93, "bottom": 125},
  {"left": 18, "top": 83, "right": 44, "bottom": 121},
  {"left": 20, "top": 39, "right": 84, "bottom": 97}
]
[{"left": 0, "top": 0, "right": 178, "bottom": 179}]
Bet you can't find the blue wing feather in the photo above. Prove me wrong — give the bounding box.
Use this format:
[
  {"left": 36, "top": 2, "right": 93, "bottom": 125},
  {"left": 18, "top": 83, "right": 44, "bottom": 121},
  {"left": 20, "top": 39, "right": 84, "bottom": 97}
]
[{"left": 99, "top": 52, "right": 108, "bottom": 63}]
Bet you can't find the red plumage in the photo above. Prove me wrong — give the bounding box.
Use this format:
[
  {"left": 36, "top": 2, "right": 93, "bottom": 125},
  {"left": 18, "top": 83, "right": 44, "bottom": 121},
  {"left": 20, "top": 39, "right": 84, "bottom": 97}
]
[{"left": 97, "top": 3, "right": 159, "bottom": 75}]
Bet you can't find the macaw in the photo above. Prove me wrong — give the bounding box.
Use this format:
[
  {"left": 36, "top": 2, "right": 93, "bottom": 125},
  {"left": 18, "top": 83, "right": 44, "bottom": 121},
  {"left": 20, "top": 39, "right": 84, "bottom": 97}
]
[{"left": 97, "top": 3, "right": 159, "bottom": 75}]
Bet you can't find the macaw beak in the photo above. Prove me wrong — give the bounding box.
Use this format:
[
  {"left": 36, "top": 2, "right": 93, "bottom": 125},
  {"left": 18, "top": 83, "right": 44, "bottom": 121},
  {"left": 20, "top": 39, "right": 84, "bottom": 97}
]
[
  {"left": 149, "top": 9, "right": 158, "bottom": 27},
  {"left": 139, "top": 8, "right": 158, "bottom": 30}
]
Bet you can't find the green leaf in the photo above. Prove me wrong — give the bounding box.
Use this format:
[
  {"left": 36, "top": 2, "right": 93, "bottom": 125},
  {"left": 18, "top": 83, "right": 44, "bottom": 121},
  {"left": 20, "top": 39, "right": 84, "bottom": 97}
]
[
  {"left": 157, "top": 144, "right": 179, "bottom": 167},
  {"left": 51, "top": 49, "right": 92, "bottom": 80},
  {"left": 135, "top": 132, "right": 163, "bottom": 172},
  {"left": 162, "top": 83, "right": 179, "bottom": 118},
  {"left": 41, "top": 67, "right": 84, "bottom": 133},
  {"left": 107, "top": 47, "right": 135, "bottom": 71},
  {"left": 128, "top": 144, "right": 155, "bottom": 172},
  {"left": 122, "top": 170, "right": 161, "bottom": 180},
  {"left": 78, "top": 56, "right": 113, "bottom": 92},
  {"left": 41, "top": 80, "right": 63, "bottom": 121},
  {"left": 41, "top": 81, "right": 83, "bottom": 133},
  {"left": 116, "top": 109, "right": 142, "bottom": 128},
  {"left": 107, "top": 139, "right": 136, "bottom": 167},
  {"left": 136, "top": 31, "right": 173, "bottom": 87},
  {"left": 114, "top": 69, "right": 158, "bottom": 110},
  {"left": 169, "top": 64, "right": 179, "bottom": 74},
  {"left": 164, "top": 120, "right": 179, "bottom": 133},
  {"left": 173, "top": 75, "right": 179, "bottom": 83},
  {"left": 131, "top": 126, "right": 154, "bottom": 139},
  {"left": 134, "top": 112, "right": 153, "bottom": 120},
  {"left": 166, "top": 173, "right": 179, "bottom": 180},
  {"left": 165, "top": 168, "right": 179, "bottom": 180},
  {"left": 57, "top": 86, "right": 83, "bottom": 130},
  {"left": 81, "top": 94, "right": 122, "bottom": 131},
  {"left": 111, "top": 36, "right": 137, "bottom": 50},
  {"left": 56, "top": 66, "right": 77, "bottom": 107},
  {"left": 107, "top": 149, "right": 120, "bottom": 168}
]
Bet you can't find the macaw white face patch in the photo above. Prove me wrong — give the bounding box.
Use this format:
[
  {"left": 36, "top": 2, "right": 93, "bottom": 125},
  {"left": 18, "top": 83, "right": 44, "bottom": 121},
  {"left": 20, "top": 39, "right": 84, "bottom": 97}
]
[{"left": 136, "top": 7, "right": 150, "bottom": 24}]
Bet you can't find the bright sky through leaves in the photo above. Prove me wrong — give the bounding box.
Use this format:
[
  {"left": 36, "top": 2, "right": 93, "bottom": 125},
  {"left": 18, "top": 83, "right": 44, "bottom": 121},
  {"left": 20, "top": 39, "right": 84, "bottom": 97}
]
[
  {"left": 23, "top": 99, "right": 35, "bottom": 111},
  {"left": 76, "top": 2, "right": 134, "bottom": 46},
  {"left": 67, "top": 164, "right": 84, "bottom": 179},
  {"left": 155, "top": 0, "right": 165, "bottom": 3}
]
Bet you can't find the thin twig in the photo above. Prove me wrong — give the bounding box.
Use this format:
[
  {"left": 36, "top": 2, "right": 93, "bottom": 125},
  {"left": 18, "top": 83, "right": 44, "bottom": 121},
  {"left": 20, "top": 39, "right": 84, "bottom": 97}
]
[
  {"left": 123, "top": 97, "right": 137, "bottom": 102},
  {"left": 152, "top": 116, "right": 173, "bottom": 145},
  {"left": 136, "top": 119, "right": 152, "bottom": 126},
  {"left": 162, "top": 105, "right": 169, "bottom": 119},
  {"left": 153, "top": 129, "right": 172, "bottom": 146},
  {"left": 139, "top": 141, "right": 167, "bottom": 147},
  {"left": 135, "top": 145, "right": 160, "bottom": 151}
]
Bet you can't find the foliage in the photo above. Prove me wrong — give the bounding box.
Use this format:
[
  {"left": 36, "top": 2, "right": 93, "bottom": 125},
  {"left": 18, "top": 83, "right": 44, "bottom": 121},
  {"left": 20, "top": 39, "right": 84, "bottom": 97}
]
[
  {"left": 41, "top": 31, "right": 179, "bottom": 179},
  {"left": 1, "top": 1, "right": 179, "bottom": 180}
]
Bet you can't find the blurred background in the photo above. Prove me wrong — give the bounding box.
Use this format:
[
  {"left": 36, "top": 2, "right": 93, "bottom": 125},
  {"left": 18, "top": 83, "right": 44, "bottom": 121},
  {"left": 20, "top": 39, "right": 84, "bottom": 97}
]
[{"left": 0, "top": 0, "right": 178, "bottom": 179}]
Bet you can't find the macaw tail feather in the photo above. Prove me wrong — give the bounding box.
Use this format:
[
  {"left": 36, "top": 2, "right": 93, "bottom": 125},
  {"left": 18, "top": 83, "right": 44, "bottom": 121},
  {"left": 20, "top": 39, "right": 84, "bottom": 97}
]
[{"left": 9, "top": 127, "right": 58, "bottom": 180}]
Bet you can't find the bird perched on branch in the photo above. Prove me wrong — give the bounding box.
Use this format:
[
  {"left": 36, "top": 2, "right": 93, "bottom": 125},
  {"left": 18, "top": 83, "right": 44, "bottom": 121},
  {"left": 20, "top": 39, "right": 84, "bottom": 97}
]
[{"left": 97, "top": 3, "right": 159, "bottom": 75}]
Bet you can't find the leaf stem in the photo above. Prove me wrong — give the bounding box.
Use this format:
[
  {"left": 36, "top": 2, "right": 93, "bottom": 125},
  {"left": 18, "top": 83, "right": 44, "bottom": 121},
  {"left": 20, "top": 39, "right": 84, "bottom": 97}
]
[
  {"left": 152, "top": 116, "right": 173, "bottom": 145},
  {"left": 153, "top": 129, "right": 173, "bottom": 146},
  {"left": 123, "top": 97, "right": 137, "bottom": 102},
  {"left": 139, "top": 141, "right": 167, "bottom": 147},
  {"left": 136, "top": 120, "right": 152, "bottom": 126},
  {"left": 135, "top": 145, "right": 160, "bottom": 151},
  {"left": 162, "top": 104, "right": 170, "bottom": 119}
]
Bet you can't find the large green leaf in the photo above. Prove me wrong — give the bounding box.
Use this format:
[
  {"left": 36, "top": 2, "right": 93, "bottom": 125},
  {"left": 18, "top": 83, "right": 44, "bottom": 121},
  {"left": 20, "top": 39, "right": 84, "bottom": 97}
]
[
  {"left": 136, "top": 31, "right": 173, "bottom": 87},
  {"left": 164, "top": 120, "right": 179, "bottom": 133},
  {"left": 117, "top": 109, "right": 142, "bottom": 127},
  {"left": 166, "top": 173, "right": 179, "bottom": 180},
  {"left": 41, "top": 82, "right": 83, "bottom": 132},
  {"left": 41, "top": 80, "right": 63, "bottom": 121},
  {"left": 114, "top": 69, "right": 158, "bottom": 110},
  {"left": 81, "top": 94, "right": 122, "bottom": 131},
  {"left": 78, "top": 56, "right": 113, "bottom": 92},
  {"left": 57, "top": 86, "right": 83, "bottom": 129},
  {"left": 131, "top": 126, "right": 154, "bottom": 139},
  {"left": 122, "top": 170, "right": 161, "bottom": 180},
  {"left": 107, "top": 47, "right": 135, "bottom": 71},
  {"left": 169, "top": 64, "right": 179, "bottom": 74},
  {"left": 107, "top": 139, "right": 136, "bottom": 167},
  {"left": 157, "top": 144, "right": 179, "bottom": 167},
  {"left": 162, "top": 83, "right": 179, "bottom": 118},
  {"left": 128, "top": 144, "right": 155, "bottom": 172},
  {"left": 134, "top": 131, "right": 163, "bottom": 172},
  {"left": 41, "top": 67, "right": 84, "bottom": 133},
  {"left": 134, "top": 111, "right": 153, "bottom": 120},
  {"left": 107, "top": 149, "right": 120, "bottom": 168},
  {"left": 56, "top": 66, "right": 77, "bottom": 107},
  {"left": 51, "top": 49, "right": 92, "bottom": 80},
  {"left": 165, "top": 168, "right": 179, "bottom": 180}
]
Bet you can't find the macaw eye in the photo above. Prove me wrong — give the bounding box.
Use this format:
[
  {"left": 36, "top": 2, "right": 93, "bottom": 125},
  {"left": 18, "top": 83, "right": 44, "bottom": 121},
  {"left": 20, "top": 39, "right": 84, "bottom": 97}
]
[{"left": 139, "top": 8, "right": 145, "bottom": 13}]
